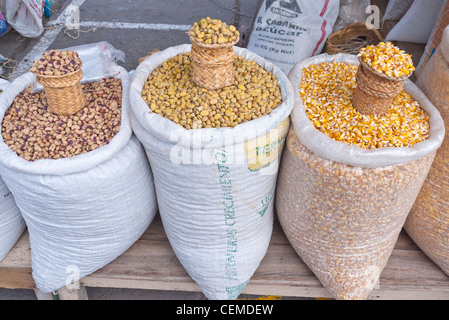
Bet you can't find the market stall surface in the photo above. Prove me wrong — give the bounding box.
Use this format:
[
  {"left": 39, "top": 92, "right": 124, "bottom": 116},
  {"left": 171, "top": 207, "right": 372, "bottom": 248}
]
[{"left": 2, "top": 0, "right": 445, "bottom": 302}]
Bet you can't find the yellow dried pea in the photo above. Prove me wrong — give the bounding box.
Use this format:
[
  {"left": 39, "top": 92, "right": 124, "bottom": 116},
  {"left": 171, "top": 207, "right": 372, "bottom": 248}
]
[
  {"left": 300, "top": 61, "right": 430, "bottom": 149},
  {"left": 189, "top": 17, "right": 239, "bottom": 45},
  {"left": 358, "top": 42, "right": 415, "bottom": 78},
  {"left": 141, "top": 52, "right": 282, "bottom": 129}
]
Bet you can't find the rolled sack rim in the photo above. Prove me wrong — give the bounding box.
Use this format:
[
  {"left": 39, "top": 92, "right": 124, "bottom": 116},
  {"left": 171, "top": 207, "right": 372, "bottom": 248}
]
[
  {"left": 0, "top": 65, "right": 133, "bottom": 176},
  {"left": 288, "top": 53, "right": 446, "bottom": 169},
  {"left": 129, "top": 43, "right": 295, "bottom": 150}
]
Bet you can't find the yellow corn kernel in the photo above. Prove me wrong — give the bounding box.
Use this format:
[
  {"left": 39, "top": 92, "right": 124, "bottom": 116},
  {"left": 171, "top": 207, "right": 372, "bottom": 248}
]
[
  {"left": 358, "top": 42, "right": 415, "bottom": 78},
  {"left": 300, "top": 61, "right": 429, "bottom": 150}
]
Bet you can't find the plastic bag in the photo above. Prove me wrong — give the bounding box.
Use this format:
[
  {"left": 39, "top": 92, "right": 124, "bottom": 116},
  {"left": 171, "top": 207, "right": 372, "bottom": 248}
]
[
  {"left": 275, "top": 53, "right": 445, "bottom": 300},
  {"left": 247, "top": 0, "right": 340, "bottom": 75},
  {"left": 130, "top": 44, "right": 294, "bottom": 300},
  {"left": 333, "top": 0, "right": 371, "bottom": 32},
  {"left": 0, "top": 55, "right": 157, "bottom": 293},
  {"left": 406, "top": 25, "right": 449, "bottom": 276},
  {"left": 29, "top": 41, "right": 126, "bottom": 91},
  {"left": 5, "top": 0, "right": 44, "bottom": 38}
]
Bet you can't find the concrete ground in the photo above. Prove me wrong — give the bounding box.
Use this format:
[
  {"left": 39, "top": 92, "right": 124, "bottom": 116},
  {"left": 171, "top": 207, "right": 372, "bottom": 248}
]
[
  {"left": 0, "top": 0, "right": 293, "bottom": 301},
  {"left": 0, "top": 0, "right": 260, "bottom": 80}
]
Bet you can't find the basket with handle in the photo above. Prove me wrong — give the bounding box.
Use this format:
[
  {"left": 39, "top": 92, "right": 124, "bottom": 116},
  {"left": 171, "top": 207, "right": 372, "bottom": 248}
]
[{"left": 325, "top": 22, "right": 384, "bottom": 56}]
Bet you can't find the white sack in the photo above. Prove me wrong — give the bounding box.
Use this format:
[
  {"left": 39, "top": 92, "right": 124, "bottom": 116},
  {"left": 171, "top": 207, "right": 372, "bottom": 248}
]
[
  {"left": 130, "top": 44, "right": 294, "bottom": 300},
  {"left": 247, "top": 0, "right": 340, "bottom": 76},
  {"left": 0, "top": 66, "right": 158, "bottom": 293},
  {"left": 385, "top": 0, "right": 444, "bottom": 44},
  {"left": 382, "top": 0, "right": 413, "bottom": 21},
  {"left": 288, "top": 53, "right": 445, "bottom": 168},
  {"left": 5, "top": 0, "right": 44, "bottom": 38}
]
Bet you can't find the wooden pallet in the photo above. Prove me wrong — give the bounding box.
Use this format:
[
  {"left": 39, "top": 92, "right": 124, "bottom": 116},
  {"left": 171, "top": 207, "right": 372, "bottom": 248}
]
[{"left": 1, "top": 214, "right": 449, "bottom": 300}]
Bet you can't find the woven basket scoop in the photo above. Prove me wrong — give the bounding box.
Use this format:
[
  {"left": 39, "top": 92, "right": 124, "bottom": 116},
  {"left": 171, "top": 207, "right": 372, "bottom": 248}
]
[
  {"left": 352, "top": 58, "right": 412, "bottom": 116},
  {"left": 34, "top": 63, "right": 86, "bottom": 116},
  {"left": 190, "top": 34, "right": 239, "bottom": 90}
]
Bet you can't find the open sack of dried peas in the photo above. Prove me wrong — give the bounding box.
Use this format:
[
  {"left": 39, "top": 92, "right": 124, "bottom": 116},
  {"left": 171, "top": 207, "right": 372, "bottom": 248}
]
[
  {"left": 276, "top": 43, "right": 445, "bottom": 300},
  {"left": 405, "top": 25, "right": 449, "bottom": 276},
  {"left": 129, "top": 18, "right": 294, "bottom": 300},
  {"left": 0, "top": 43, "right": 158, "bottom": 293},
  {"left": 0, "top": 79, "right": 26, "bottom": 262}
]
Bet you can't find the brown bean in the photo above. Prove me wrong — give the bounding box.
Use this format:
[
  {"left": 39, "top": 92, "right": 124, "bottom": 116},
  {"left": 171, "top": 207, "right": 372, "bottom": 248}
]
[
  {"left": 1, "top": 78, "right": 122, "bottom": 161},
  {"left": 30, "top": 49, "right": 82, "bottom": 76}
]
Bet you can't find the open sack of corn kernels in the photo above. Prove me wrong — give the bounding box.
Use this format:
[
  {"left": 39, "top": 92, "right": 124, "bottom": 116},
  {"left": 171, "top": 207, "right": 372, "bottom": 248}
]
[
  {"left": 276, "top": 43, "right": 445, "bottom": 300},
  {"left": 130, "top": 18, "right": 294, "bottom": 300},
  {"left": 405, "top": 25, "right": 449, "bottom": 276},
  {"left": 0, "top": 42, "right": 158, "bottom": 293}
]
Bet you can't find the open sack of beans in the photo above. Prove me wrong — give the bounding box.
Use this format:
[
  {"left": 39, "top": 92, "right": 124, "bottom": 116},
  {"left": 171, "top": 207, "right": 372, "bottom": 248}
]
[
  {"left": 129, "top": 18, "right": 294, "bottom": 300},
  {"left": 406, "top": 25, "right": 449, "bottom": 275},
  {"left": 0, "top": 47, "right": 157, "bottom": 293},
  {"left": 0, "top": 79, "right": 25, "bottom": 261},
  {"left": 276, "top": 45, "right": 445, "bottom": 300}
]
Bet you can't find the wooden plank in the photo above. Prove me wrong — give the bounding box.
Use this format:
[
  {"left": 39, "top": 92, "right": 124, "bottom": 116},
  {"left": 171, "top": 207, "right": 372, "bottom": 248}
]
[
  {"left": 0, "top": 231, "right": 34, "bottom": 290},
  {"left": 0, "top": 266, "right": 35, "bottom": 290},
  {"left": 1, "top": 214, "right": 449, "bottom": 300},
  {"left": 81, "top": 215, "right": 449, "bottom": 299}
]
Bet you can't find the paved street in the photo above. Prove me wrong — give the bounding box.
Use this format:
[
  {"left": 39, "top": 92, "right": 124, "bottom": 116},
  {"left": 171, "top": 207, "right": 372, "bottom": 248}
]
[{"left": 0, "top": 0, "right": 260, "bottom": 80}]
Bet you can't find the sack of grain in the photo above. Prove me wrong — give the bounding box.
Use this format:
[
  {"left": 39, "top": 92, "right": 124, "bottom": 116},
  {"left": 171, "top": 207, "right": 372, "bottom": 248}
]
[
  {"left": 276, "top": 52, "right": 445, "bottom": 300},
  {"left": 0, "top": 64, "right": 157, "bottom": 293},
  {"left": 130, "top": 43, "right": 294, "bottom": 299},
  {"left": 406, "top": 25, "right": 449, "bottom": 275}
]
